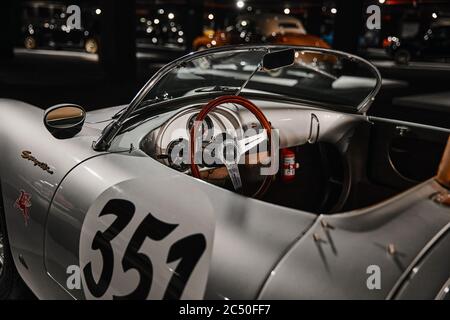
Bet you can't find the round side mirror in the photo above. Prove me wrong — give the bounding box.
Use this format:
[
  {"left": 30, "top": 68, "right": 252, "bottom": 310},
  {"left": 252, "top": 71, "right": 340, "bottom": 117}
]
[{"left": 44, "top": 104, "right": 86, "bottom": 139}]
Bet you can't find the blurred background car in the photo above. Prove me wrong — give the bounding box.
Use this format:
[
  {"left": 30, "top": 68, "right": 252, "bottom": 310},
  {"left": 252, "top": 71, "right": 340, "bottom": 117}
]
[
  {"left": 135, "top": 5, "right": 186, "bottom": 52},
  {"left": 193, "top": 14, "right": 330, "bottom": 51},
  {"left": 384, "top": 18, "right": 450, "bottom": 64},
  {"left": 2, "top": 0, "right": 450, "bottom": 133},
  {"left": 20, "top": 1, "right": 100, "bottom": 54}
]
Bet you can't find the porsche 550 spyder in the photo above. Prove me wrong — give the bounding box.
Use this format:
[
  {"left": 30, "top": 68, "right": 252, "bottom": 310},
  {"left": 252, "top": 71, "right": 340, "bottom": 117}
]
[{"left": 0, "top": 45, "right": 449, "bottom": 300}]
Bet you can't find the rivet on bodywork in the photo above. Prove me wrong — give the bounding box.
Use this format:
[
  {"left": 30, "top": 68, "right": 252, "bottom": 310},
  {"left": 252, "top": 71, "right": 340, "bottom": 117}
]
[
  {"left": 320, "top": 220, "right": 334, "bottom": 229},
  {"left": 433, "top": 191, "right": 450, "bottom": 207},
  {"left": 313, "top": 233, "right": 321, "bottom": 242},
  {"left": 387, "top": 243, "right": 396, "bottom": 255}
]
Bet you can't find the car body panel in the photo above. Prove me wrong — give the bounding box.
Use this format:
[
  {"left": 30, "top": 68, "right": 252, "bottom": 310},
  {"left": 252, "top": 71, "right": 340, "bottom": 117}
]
[
  {"left": 393, "top": 226, "right": 450, "bottom": 299},
  {"left": 44, "top": 150, "right": 315, "bottom": 299},
  {"left": 258, "top": 180, "right": 450, "bottom": 299},
  {"left": 2, "top": 99, "right": 449, "bottom": 300},
  {"left": 0, "top": 99, "right": 106, "bottom": 298}
]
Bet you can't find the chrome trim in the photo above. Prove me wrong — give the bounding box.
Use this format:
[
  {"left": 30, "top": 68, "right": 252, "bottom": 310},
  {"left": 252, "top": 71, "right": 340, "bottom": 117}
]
[
  {"left": 46, "top": 271, "right": 78, "bottom": 300},
  {"left": 386, "top": 222, "right": 450, "bottom": 299},
  {"left": 369, "top": 116, "right": 450, "bottom": 133},
  {"left": 0, "top": 230, "right": 4, "bottom": 277},
  {"left": 436, "top": 277, "right": 450, "bottom": 300},
  {"left": 93, "top": 45, "right": 382, "bottom": 151},
  {"left": 307, "top": 113, "right": 320, "bottom": 144},
  {"left": 235, "top": 62, "right": 263, "bottom": 96}
]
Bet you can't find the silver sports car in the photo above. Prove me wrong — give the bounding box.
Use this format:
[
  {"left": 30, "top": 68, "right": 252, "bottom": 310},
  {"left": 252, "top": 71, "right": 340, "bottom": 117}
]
[{"left": 0, "top": 45, "right": 449, "bottom": 300}]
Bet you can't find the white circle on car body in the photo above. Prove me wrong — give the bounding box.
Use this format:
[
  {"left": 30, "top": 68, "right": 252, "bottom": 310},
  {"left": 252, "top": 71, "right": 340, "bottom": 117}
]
[{"left": 79, "top": 178, "right": 214, "bottom": 300}]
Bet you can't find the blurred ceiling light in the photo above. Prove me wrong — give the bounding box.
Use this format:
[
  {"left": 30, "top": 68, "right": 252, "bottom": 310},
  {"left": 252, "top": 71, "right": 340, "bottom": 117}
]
[
  {"left": 247, "top": 6, "right": 252, "bottom": 11},
  {"left": 158, "top": 9, "right": 164, "bottom": 14},
  {"left": 95, "top": 8, "right": 101, "bottom": 15},
  {"left": 237, "top": 1, "right": 244, "bottom": 9},
  {"left": 168, "top": 13, "right": 175, "bottom": 19},
  {"left": 152, "top": 37, "right": 158, "bottom": 43},
  {"left": 331, "top": 8, "right": 337, "bottom": 14},
  {"left": 211, "top": 40, "right": 217, "bottom": 45},
  {"left": 154, "top": 18, "right": 160, "bottom": 24},
  {"left": 177, "top": 38, "right": 184, "bottom": 43},
  {"left": 178, "top": 30, "right": 184, "bottom": 36},
  {"left": 208, "top": 13, "right": 214, "bottom": 20},
  {"left": 432, "top": 12, "right": 438, "bottom": 19},
  {"left": 140, "top": 17, "right": 146, "bottom": 23},
  {"left": 378, "top": 0, "right": 385, "bottom": 4},
  {"left": 241, "top": 20, "right": 247, "bottom": 26},
  {"left": 284, "top": 8, "right": 290, "bottom": 15}
]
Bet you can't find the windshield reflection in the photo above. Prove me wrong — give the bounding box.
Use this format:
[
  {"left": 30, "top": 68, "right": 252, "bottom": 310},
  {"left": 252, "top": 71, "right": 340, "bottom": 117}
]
[{"left": 138, "top": 46, "right": 380, "bottom": 113}]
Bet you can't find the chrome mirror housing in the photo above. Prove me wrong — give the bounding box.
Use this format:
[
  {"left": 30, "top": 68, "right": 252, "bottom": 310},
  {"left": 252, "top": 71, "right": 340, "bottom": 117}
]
[{"left": 44, "top": 104, "right": 86, "bottom": 139}]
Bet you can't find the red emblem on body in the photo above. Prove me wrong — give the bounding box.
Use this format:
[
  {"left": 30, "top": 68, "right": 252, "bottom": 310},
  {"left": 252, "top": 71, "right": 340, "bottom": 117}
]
[{"left": 14, "top": 190, "right": 32, "bottom": 226}]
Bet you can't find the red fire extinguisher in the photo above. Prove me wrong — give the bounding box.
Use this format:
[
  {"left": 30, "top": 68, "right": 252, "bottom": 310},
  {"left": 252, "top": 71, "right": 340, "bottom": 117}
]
[{"left": 281, "top": 148, "right": 299, "bottom": 183}]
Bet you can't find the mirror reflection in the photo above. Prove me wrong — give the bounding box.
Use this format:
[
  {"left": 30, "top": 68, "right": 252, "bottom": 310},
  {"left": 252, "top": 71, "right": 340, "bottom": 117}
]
[{"left": 45, "top": 106, "right": 85, "bottom": 128}]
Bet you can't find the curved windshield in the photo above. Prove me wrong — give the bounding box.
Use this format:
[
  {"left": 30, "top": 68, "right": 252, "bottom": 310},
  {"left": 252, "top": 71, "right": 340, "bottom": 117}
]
[
  {"left": 145, "top": 49, "right": 266, "bottom": 102},
  {"left": 138, "top": 46, "right": 380, "bottom": 113},
  {"left": 93, "top": 46, "right": 381, "bottom": 151}
]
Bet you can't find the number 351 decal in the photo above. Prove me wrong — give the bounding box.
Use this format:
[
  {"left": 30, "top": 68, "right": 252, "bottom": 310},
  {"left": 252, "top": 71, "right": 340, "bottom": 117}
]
[{"left": 82, "top": 199, "right": 207, "bottom": 300}]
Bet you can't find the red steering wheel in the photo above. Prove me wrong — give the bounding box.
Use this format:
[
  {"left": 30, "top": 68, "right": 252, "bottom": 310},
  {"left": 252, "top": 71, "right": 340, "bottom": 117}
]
[{"left": 190, "top": 95, "right": 274, "bottom": 198}]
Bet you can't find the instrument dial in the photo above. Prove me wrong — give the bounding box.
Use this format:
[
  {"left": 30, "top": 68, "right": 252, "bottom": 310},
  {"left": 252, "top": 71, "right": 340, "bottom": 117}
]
[
  {"left": 166, "top": 138, "right": 189, "bottom": 171},
  {"left": 187, "top": 114, "right": 214, "bottom": 141}
]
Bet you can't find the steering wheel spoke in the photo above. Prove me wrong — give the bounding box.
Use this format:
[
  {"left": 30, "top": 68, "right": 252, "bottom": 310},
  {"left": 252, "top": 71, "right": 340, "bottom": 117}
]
[
  {"left": 237, "top": 131, "right": 268, "bottom": 156},
  {"left": 224, "top": 161, "right": 243, "bottom": 192}
]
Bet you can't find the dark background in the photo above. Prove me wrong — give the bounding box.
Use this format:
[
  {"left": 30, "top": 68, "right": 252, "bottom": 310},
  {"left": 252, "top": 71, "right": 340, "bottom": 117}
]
[{"left": 0, "top": 0, "right": 449, "bottom": 128}]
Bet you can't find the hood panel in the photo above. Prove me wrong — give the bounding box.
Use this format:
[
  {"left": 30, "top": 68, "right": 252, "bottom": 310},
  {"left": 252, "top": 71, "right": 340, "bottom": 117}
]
[{"left": 85, "top": 105, "right": 126, "bottom": 124}]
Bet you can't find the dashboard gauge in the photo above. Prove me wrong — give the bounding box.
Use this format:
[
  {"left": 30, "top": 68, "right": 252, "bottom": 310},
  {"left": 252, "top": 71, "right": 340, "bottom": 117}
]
[
  {"left": 166, "top": 138, "right": 189, "bottom": 171},
  {"left": 187, "top": 114, "right": 214, "bottom": 141}
]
